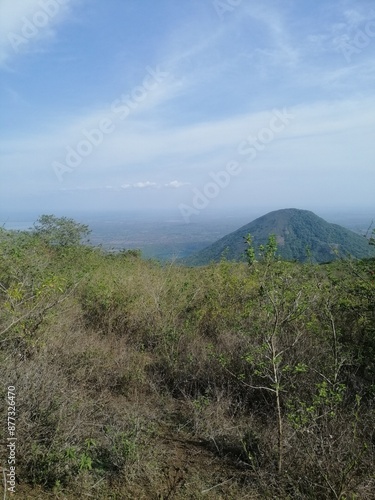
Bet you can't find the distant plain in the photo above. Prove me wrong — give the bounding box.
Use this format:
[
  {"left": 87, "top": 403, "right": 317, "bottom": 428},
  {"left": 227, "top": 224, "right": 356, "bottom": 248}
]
[{"left": 2, "top": 208, "right": 375, "bottom": 261}]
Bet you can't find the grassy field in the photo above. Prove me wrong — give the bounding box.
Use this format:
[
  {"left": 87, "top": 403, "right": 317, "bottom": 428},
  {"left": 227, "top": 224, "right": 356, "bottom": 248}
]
[{"left": 1, "top": 218, "right": 375, "bottom": 498}]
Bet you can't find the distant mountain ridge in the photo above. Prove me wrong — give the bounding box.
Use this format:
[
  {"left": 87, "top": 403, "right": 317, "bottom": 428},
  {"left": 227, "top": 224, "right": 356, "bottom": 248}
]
[{"left": 184, "top": 208, "right": 375, "bottom": 265}]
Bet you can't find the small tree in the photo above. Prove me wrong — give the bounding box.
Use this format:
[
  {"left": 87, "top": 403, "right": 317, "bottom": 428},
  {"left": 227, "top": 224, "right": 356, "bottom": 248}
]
[
  {"left": 32, "top": 215, "right": 91, "bottom": 247},
  {"left": 244, "top": 234, "right": 256, "bottom": 266},
  {"left": 242, "top": 235, "right": 313, "bottom": 474}
]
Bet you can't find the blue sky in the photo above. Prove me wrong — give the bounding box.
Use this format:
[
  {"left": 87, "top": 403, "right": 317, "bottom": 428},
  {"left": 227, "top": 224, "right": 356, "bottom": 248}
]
[{"left": 1, "top": 0, "right": 375, "bottom": 221}]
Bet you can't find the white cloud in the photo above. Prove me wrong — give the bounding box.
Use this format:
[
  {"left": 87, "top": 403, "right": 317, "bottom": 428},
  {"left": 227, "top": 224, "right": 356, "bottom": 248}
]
[
  {"left": 133, "top": 181, "right": 158, "bottom": 188},
  {"left": 164, "top": 181, "right": 189, "bottom": 188},
  {"left": 2, "top": 96, "right": 375, "bottom": 185},
  {"left": 119, "top": 181, "right": 189, "bottom": 190},
  {"left": 0, "top": 0, "right": 72, "bottom": 67}
]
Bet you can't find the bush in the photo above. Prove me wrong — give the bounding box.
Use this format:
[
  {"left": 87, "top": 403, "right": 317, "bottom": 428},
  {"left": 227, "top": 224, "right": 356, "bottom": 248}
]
[{"left": 1, "top": 221, "right": 375, "bottom": 498}]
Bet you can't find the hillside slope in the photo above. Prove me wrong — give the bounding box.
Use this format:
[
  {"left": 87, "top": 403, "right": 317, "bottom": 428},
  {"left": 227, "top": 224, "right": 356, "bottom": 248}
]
[
  {"left": 1, "top": 220, "right": 375, "bottom": 498},
  {"left": 184, "top": 208, "right": 375, "bottom": 265}
]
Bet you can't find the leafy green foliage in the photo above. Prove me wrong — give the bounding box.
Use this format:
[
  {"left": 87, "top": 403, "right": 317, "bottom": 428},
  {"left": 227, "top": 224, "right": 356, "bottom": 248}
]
[
  {"left": 1, "top": 216, "right": 375, "bottom": 498},
  {"left": 244, "top": 233, "right": 256, "bottom": 266},
  {"left": 32, "top": 214, "right": 91, "bottom": 247}
]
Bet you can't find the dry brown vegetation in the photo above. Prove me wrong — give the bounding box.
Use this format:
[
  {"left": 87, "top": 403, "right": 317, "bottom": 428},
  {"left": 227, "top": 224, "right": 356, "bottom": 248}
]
[{"left": 1, "top": 220, "right": 375, "bottom": 498}]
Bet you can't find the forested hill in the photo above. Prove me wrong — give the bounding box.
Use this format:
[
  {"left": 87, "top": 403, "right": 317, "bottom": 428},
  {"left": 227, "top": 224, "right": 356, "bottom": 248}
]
[{"left": 184, "top": 208, "right": 375, "bottom": 265}]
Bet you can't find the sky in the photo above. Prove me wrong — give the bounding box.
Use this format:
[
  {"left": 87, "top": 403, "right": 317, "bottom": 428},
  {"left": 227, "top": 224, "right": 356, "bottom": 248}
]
[{"left": 1, "top": 0, "right": 375, "bottom": 222}]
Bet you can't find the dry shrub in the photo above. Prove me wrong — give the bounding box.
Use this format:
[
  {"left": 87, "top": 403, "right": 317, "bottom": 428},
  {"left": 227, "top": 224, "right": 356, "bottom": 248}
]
[
  {"left": 1, "top": 232, "right": 375, "bottom": 498},
  {"left": 0, "top": 297, "right": 157, "bottom": 494}
]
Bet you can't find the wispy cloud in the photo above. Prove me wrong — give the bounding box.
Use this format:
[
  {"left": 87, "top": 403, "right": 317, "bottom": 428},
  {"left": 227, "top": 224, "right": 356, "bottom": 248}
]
[
  {"left": 0, "top": 0, "right": 73, "bottom": 67},
  {"left": 251, "top": 6, "right": 299, "bottom": 66},
  {"left": 1, "top": 0, "right": 374, "bottom": 213},
  {"left": 2, "top": 95, "right": 374, "bottom": 190}
]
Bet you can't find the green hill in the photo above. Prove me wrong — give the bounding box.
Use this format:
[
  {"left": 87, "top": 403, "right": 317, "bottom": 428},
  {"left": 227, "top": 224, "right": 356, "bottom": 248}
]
[{"left": 184, "top": 208, "right": 375, "bottom": 265}]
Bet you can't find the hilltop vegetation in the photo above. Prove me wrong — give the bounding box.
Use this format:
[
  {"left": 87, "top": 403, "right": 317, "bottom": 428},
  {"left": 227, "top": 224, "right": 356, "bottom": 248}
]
[
  {"left": 184, "top": 208, "right": 375, "bottom": 265},
  {"left": 1, "top": 216, "right": 375, "bottom": 499}
]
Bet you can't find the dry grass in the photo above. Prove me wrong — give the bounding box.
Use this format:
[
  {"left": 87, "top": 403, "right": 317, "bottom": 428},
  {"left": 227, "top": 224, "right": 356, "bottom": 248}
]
[{"left": 1, "top": 238, "right": 375, "bottom": 498}]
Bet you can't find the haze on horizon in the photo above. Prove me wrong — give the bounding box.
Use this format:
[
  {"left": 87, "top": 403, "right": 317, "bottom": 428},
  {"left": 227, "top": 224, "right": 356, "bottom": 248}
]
[{"left": 1, "top": 0, "right": 375, "bottom": 222}]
